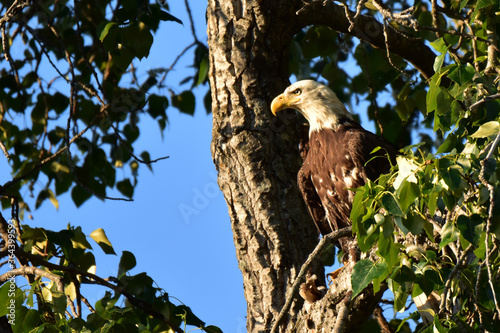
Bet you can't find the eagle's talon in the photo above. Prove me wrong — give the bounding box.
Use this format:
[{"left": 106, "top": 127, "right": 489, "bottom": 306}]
[
  {"left": 326, "top": 266, "right": 344, "bottom": 285},
  {"left": 299, "top": 274, "right": 325, "bottom": 303}
]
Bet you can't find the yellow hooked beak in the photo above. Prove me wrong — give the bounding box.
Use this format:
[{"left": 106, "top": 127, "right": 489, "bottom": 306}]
[{"left": 270, "top": 94, "right": 299, "bottom": 116}]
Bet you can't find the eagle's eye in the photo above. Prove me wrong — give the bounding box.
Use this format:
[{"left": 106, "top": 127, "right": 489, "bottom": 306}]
[{"left": 292, "top": 88, "right": 301, "bottom": 95}]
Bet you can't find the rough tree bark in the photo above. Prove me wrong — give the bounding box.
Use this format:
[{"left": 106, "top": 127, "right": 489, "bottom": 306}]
[
  {"left": 207, "top": 1, "right": 437, "bottom": 332},
  {"left": 207, "top": 2, "right": 320, "bottom": 331}
]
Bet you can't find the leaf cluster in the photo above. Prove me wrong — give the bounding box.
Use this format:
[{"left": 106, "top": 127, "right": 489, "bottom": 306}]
[
  {"left": 287, "top": 0, "right": 500, "bottom": 331},
  {"left": 0, "top": 223, "right": 220, "bottom": 332},
  {"left": 0, "top": 0, "right": 214, "bottom": 332}
]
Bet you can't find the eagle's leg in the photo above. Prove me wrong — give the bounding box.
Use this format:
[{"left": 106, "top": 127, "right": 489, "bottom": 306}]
[
  {"left": 348, "top": 239, "right": 358, "bottom": 263},
  {"left": 326, "top": 237, "right": 357, "bottom": 284}
]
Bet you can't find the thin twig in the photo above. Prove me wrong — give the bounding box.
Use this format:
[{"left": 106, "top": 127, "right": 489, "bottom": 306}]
[
  {"left": 0, "top": 105, "right": 108, "bottom": 193},
  {"left": 415, "top": 25, "right": 500, "bottom": 53},
  {"left": 470, "top": 93, "right": 500, "bottom": 111},
  {"left": 438, "top": 243, "right": 474, "bottom": 314},
  {"left": 270, "top": 227, "right": 352, "bottom": 333},
  {"left": 110, "top": 123, "right": 169, "bottom": 165},
  {"left": 382, "top": 20, "right": 410, "bottom": 78},
  {"left": 158, "top": 42, "right": 197, "bottom": 87},
  {"left": 475, "top": 260, "right": 485, "bottom": 329},
  {"left": 430, "top": 0, "right": 442, "bottom": 39},
  {"left": 20, "top": 24, "right": 69, "bottom": 83},
  {"left": 466, "top": 20, "right": 480, "bottom": 72},
  {"left": 2, "top": 25, "right": 22, "bottom": 91},
  {"left": 81, "top": 296, "right": 96, "bottom": 313},
  {"left": 15, "top": 249, "right": 184, "bottom": 333},
  {"left": 74, "top": 0, "right": 104, "bottom": 96},
  {"left": 478, "top": 130, "right": 500, "bottom": 319},
  {"left": 66, "top": 294, "right": 78, "bottom": 318},
  {"left": 183, "top": 0, "right": 198, "bottom": 42},
  {"left": 0, "top": 140, "right": 9, "bottom": 159}
]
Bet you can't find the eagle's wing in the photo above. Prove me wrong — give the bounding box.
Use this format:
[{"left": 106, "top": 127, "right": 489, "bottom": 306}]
[
  {"left": 345, "top": 126, "right": 396, "bottom": 184},
  {"left": 297, "top": 165, "right": 327, "bottom": 236}
]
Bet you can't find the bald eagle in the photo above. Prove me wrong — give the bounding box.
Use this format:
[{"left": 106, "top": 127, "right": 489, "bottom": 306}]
[{"left": 271, "top": 80, "right": 397, "bottom": 258}]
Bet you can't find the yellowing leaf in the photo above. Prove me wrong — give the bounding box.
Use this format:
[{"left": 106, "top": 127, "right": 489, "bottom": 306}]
[
  {"left": 394, "top": 156, "right": 418, "bottom": 189},
  {"left": 47, "top": 189, "right": 59, "bottom": 210},
  {"left": 65, "top": 281, "right": 77, "bottom": 301},
  {"left": 471, "top": 121, "right": 500, "bottom": 138},
  {"left": 90, "top": 228, "right": 116, "bottom": 255},
  {"left": 99, "top": 22, "right": 117, "bottom": 42}
]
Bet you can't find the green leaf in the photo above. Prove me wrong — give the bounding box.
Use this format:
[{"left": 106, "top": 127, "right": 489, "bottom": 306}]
[
  {"left": 116, "top": 179, "right": 134, "bottom": 198},
  {"left": 392, "top": 281, "right": 410, "bottom": 313},
  {"left": 456, "top": 214, "right": 484, "bottom": 246},
  {"left": 350, "top": 187, "right": 367, "bottom": 225},
  {"left": 71, "top": 185, "right": 92, "bottom": 207},
  {"left": 471, "top": 121, "right": 500, "bottom": 138},
  {"left": 394, "top": 156, "right": 418, "bottom": 189},
  {"left": 439, "top": 220, "right": 460, "bottom": 249},
  {"left": 90, "top": 228, "right": 116, "bottom": 255},
  {"left": 99, "top": 22, "right": 118, "bottom": 42},
  {"left": 440, "top": 164, "right": 463, "bottom": 192},
  {"left": 172, "top": 90, "right": 195, "bottom": 115},
  {"left": 396, "top": 311, "right": 421, "bottom": 333},
  {"left": 72, "top": 226, "right": 93, "bottom": 250},
  {"left": 159, "top": 11, "right": 183, "bottom": 24},
  {"left": 447, "top": 63, "right": 475, "bottom": 85},
  {"left": 476, "top": 0, "right": 495, "bottom": 10},
  {"left": 148, "top": 94, "right": 168, "bottom": 119},
  {"left": 390, "top": 265, "right": 416, "bottom": 284},
  {"left": 65, "top": 281, "right": 77, "bottom": 301},
  {"left": 377, "top": 233, "right": 398, "bottom": 271},
  {"left": 26, "top": 281, "right": 36, "bottom": 307},
  {"left": 433, "top": 53, "right": 446, "bottom": 72},
  {"left": 35, "top": 189, "right": 59, "bottom": 210},
  {"left": 175, "top": 305, "right": 205, "bottom": 327},
  {"left": 426, "top": 74, "right": 442, "bottom": 113},
  {"left": 402, "top": 212, "right": 428, "bottom": 236},
  {"left": 430, "top": 38, "right": 448, "bottom": 53},
  {"left": 196, "top": 55, "right": 209, "bottom": 86},
  {"left": 351, "top": 259, "right": 388, "bottom": 298},
  {"left": 0, "top": 283, "right": 16, "bottom": 317},
  {"left": 204, "top": 325, "right": 223, "bottom": 333},
  {"left": 124, "top": 23, "right": 154, "bottom": 60},
  {"left": 118, "top": 251, "right": 136, "bottom": 279},
  {"left": 12, "top": 307, "right": 40, "bottom": 333},
  {"left": 397, "top": 181, "right": 420, "bottom": 213},
  {"left": 381, "top": 192, "right": 404, "bottom": 217}
]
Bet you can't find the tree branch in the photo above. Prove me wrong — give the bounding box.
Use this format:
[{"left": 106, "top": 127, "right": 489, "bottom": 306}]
[
  {"left": 333, "top": 291, "right": 352, "bottom": 333},
  {"left": 373, "top": 306, "right": 394, "bottom": 333},
  {"left": 0, "top": 266, "right": 64, "bottom": 292},
  {"left": 271, "top": 227, "right": 352, "bottom": 333},
  {"left": 14, "top": 249, "right": 184, "bottom": 333},
  {"left": 295, "top": 0, "right": 436, "bottom": 80},
  {"left": 438, "top": 243, "right": 474, "bottom": 315},
  {"left": 478, "top": 129, "right": 500, "bottom": 318}
]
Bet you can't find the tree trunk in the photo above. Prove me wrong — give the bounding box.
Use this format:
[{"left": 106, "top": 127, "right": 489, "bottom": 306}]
[
  {"left": 207, "top": 1, "right": 321, "bottom": 331},
  {"left": 207, "top": 1, "right": 436, "bottom": 332}
]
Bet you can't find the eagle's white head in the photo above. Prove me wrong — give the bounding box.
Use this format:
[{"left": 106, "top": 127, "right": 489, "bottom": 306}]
[{"left": 271, "top": 80, "right": 353, "bottom": 134}]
